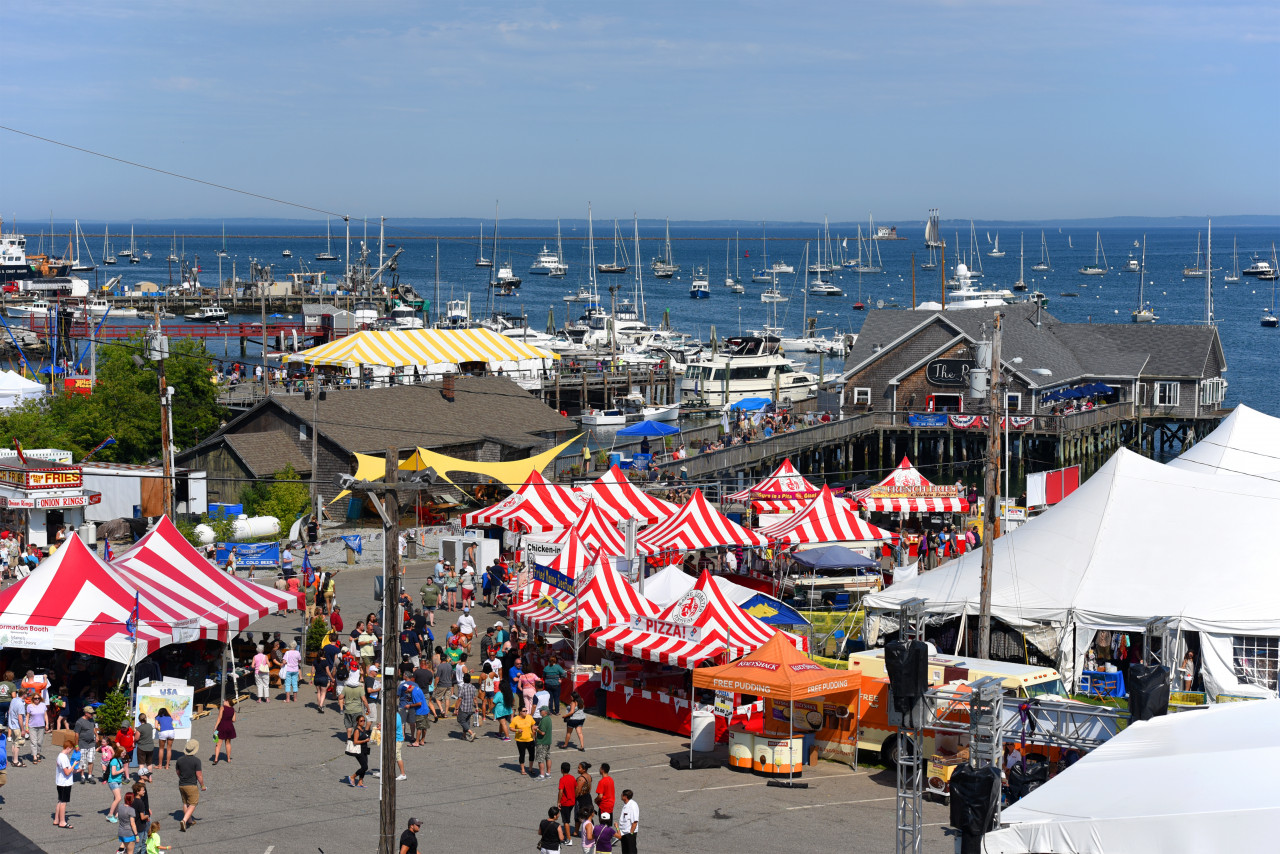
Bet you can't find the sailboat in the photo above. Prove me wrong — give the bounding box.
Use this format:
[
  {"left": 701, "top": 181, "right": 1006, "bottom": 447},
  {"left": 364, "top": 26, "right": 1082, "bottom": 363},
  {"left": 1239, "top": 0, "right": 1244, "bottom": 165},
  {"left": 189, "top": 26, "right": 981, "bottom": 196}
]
[
  {"left": 491, "top": 201, "right": 520, "bottom": 292},
  {"left": 167, "top": 232, "right": 180, "bottom": 263},
  {"left": 920, "top": 244, "right": 938, "bottom": 271},
  {"left": 1183, "top": 232, "right": 1205, "bottom": 278},
  {"left": 217, "top": 222, "right": 229, "bottom": 258},
  {"left": 1131, "top": 236, "right": 1158, "bottom": 323},
  {"left": 474, "top": 221, "right": 492, "bottom": 268},
  {"left": 751, "top": 224, "right": 776, "bottom": 283},
  {"left": 850, "top": 221, "right": 884, "bottom": 273},
  {"left": 1078, "top": 231, "right": 1108, "bottom": 276},
  {"left": 128, "top": 226, "right": 141, "bottom": 263},
  {"left": 316, "top": 217, "right": 338, "bottom": 261},
  {"left": 808, "top": 237, "right": 842, "bottom": 296},
  {"left": 598, "top": 220, "right": 630, "bottom": 274},
  {"left": 116, "top": 225, "right": 133, "bottom": 258},
  {"left": 103, "top": 224, "right": 117, "bottom": 265},
  {"left": 651, "top": 219, "right": 678, "bottom": 278},
  {"left": 724, "top": 236, "right": 743, "bottom": 293},
  {"left": 1029, "top": 231, "right": 1049, "bottom": 272},
  {"left": 1012, "top": 233, "right": 1027, "bottom": 291},
  {"left": 965, "top": 221, "right": 985, "bottom": 277},
  {"left": 70, "top": 220, "right": 96, "bottom": 271},
  {"left": 807, "top": 217, "right": 838, "bottom": 273},
  {"left": 924, "top": 209, "right": 944, "bottom": 249},
  {"left": 548, "top": 221, "right": 567, "bottom": 278},
  {"left": 1262, "top": 244, "right": 1279, "bottom": 328},
  {"left": 987, "top": 232, "right": 1006, "bottom": 258},
  {"left": 1224, "top": 237, "right": 1241, "bottom": 283}
]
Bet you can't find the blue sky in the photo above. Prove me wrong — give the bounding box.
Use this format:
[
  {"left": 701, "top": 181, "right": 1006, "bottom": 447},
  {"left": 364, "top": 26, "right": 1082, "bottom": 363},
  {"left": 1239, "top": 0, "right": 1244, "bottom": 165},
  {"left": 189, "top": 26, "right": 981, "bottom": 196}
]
[{"left": 2, "top": 1, "right": 1277, "bottom": 222}]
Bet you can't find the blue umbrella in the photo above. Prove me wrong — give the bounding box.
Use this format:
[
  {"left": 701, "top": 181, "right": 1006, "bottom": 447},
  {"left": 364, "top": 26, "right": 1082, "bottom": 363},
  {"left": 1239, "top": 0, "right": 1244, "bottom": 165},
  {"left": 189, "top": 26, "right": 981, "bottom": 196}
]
[
  {"left": 790, "top": 545, "right": 878, "bottom": 571},
  {"left": 38, "top": 366, "right": 66, "bottom": 375},
  {"left": 616, "top": 420, "right": 680, "bottom": 437},
  {"left": 730, "top": 397, "right": 771, "bottom": 412}
]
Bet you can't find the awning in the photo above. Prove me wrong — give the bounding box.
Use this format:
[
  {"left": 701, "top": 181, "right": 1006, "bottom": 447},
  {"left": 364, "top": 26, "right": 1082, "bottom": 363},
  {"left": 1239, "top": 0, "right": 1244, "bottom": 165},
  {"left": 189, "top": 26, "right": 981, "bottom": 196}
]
[
  {"left": 692, "top": 633, "right": 858, "bottom": 700},
  {"left": 850, "top": 456, "right": 969, "bottom": 513},
  {"left": 760, "top": 485, "right": 897, "bottom": 546},
  {"left": 636, "top": 489, "right": 769, "bottom": 556},
  {"left": 288, "top": 327, "right": 559, "bottom": 369},
  {"left": 726, "top": 459, "right": 824, "bottom": 514},
  {"left": 458, "top": 465, "right": 584, "bottom": 530}
]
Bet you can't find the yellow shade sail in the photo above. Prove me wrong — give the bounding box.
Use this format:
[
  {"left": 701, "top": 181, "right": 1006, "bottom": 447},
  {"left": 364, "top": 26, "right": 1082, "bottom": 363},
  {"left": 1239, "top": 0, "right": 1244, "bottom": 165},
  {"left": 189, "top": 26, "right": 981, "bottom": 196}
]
[{"left": 288, "top": 328, "right": 559, "bottom": 369}]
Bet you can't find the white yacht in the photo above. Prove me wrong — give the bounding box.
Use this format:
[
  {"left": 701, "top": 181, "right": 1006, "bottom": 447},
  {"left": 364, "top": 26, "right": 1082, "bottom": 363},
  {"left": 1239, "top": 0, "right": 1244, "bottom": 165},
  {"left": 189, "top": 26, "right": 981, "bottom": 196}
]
[
  {"left": 438, "top": 296, "right": 476, "bottom": 329},
  {"left": 351, "top": 300, "right": 379, "bottom": 327},
  {"left": 769, "top": 260, "right": 795, "bottom": 275},
  {"left": 529, "top": 230, "right": 564, "bottom": 275},
  {"left": 761, "top": 286, "right": 788, "bottom": 303},
  {"left": 562, "top": 285, "right": 596, "bottom": 303},
  {"left": 184, "top": 305, "right": 229, "bottom": 323},
  {"left": 390, "top": 304, "right": 424, "bottom": 329},
  {"left": 679, "top": 335, "right": 818, "bottom": 408},
  {"left": 75, "top": 298, "right": 137, "bottom": 319},
  {"left": 916, "top": 263, "right": 1016, "bottom": 311},
  {"left": 1243, "top": 254, "right": 1275, "bottom": 278},
  {"left": 808, "top": 282, "right": 843, "bottom": 296}
]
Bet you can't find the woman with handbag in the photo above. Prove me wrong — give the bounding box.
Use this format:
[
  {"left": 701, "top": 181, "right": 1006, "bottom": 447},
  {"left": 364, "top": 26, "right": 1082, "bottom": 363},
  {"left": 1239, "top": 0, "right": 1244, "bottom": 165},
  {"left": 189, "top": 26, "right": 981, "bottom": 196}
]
[
  {"left": 211, "top": 700, "right": 236, "bottom": 765},
  {"left": 561, "top": 691, "right": 587, "bottom": 751},
  {"left": 343, "top": 715, "right": 371, "bottom": 788},
  {"left": 251, "top": 645, "right": 271, "bottom": 703}
]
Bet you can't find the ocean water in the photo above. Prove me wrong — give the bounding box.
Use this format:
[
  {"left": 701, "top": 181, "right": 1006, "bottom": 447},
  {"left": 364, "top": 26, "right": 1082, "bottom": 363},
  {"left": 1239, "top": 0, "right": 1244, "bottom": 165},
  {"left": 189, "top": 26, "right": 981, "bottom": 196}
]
[{"left": 29, "top": 222, "right": 1280, "bottom": 416}]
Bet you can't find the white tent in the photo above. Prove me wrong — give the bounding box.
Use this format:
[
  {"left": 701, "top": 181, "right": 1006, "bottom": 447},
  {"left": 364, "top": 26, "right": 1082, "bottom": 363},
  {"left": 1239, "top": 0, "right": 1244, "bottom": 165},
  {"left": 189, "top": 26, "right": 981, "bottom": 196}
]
[
  {"left": 634, "top": 564, "right": 771, "bottom": 610},
  {"left": 866, "top": 448, "right": 1280, "bottom": 697},
  {"left": 983, "top": 699, "right": 1280, "bottom": 854},
  {"left": 1169, "top": 404, "right": 1280, "bottom": 478},
  {"left": 0, "top": 369, "right": 45, "bottom": 409}
]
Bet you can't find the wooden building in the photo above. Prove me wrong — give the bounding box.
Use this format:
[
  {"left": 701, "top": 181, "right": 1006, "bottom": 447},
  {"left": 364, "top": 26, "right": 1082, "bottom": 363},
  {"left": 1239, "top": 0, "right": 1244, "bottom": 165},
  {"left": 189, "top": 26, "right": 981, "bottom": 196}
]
[{"left": 177, "top": 375, "right": 576, "bottom": 507}]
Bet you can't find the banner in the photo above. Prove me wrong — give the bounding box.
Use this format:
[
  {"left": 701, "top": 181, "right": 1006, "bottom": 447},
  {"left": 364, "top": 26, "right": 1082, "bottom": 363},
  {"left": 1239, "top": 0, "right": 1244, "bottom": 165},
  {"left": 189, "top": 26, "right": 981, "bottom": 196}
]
[
  {"left": 948, "top": 414, "right": 983, "bottom": 429},
  {"left": 340, "top": 535, "right": 363, "bottom": 555},
  {"left": 531, "top": 563, "right": 575, "bottom": 596},
  {"left": 628, "top": 614, "right": 703, "bottom": 643},
  {"left": 215, "top": 542, "right": 280, "bottom": 567},
  {"left": 600, "top": 658, "right": 616, "bottom": 693},
  {"left": 135, "top": 682, "right": 195, "bottom": 739},
  {"left": 907, "top": 413, "right": 947, "bottom": 427},
  {"left": 714, "top": 690, "right": 734, "bottom": 716}
]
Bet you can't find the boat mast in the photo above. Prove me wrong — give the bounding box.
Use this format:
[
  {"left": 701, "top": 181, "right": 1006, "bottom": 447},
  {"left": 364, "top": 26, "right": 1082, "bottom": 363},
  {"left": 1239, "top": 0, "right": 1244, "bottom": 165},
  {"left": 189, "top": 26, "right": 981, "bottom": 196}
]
[
  {"left": 633, "top": 214, "right": 646, "bottom": 324},
  {"left": 1205, "top": 218, "right": 1215, "bottom": 325}
]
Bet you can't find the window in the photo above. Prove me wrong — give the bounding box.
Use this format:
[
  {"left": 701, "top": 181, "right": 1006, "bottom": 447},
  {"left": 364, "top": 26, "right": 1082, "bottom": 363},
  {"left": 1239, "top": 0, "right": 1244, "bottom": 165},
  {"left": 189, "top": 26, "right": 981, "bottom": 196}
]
[
  {"left": 299, "top": 423, "right": 308, "bottom": 442},
  {"left": 1136, "top": 382, "right": 1147, "bottom": 405},
  {"left": 1232, "top": 636, "right": 1279, "bottom": 691},
  {"left": 1200, "top": 377, "right": 1227, "bottom": 406},
  {"left": 1155, "top": 381, "right": 1180, "bottom": 406},
  {"left": 853, "top": 387, "right": 872, "bottom": 405},
  {"left": 1005, "top": 392, "right": 1022, "bottom": 412},
  {"left": 928, "top": 394, "right": 962, "bottom": 413}
]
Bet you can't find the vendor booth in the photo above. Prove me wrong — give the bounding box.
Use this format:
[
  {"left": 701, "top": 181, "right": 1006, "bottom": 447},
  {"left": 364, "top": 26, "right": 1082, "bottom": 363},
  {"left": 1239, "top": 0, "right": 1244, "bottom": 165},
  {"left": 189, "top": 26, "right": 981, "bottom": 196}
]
[
  {"left": 726, "top": 458, "right": 825, "bottom": 516},
  {"left": 637, "top": 488, "right": 769, "bottom": 564},
  {"left": 0, "top": 454, "right": 100, "bottom": 548},
  {"left": 693, "top": 633, "right": 860, "bottom": 778},
  {"left": 581, "top": 465, "right": 678, "bottom": 526},
  {"left": 850, "top": 456, "right": 968, "bottom": 557},
  {"left": 636, "top": 564, "right": 808, "bottom": 627},
  {"left": 521, "top": 498, "right": 629, "bottom": 566},
  {"left": 459, "top": 469, "right": 585, "bottom": 530},
  {"left": 594, "top": 569, "right": 808, "bottom": 739}
]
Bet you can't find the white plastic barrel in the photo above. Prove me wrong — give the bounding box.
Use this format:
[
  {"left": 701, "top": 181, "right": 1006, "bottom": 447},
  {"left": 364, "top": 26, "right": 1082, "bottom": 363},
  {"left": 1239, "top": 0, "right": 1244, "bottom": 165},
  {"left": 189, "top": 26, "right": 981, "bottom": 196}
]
[{"left": 690, "top": 710, "right": 716, "bottom": 752}]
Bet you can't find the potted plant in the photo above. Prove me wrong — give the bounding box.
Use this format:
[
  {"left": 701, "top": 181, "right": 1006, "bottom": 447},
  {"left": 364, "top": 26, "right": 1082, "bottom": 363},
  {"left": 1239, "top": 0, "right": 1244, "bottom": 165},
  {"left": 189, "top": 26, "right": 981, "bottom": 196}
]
[
  {"left": 95, "top": 685, "right": 129, "bottom": 738},
  {"left": 569, "top": 463, "right": 582, "bottom": 478},
  {"left": 595, "top": 450, "right": 609, "bottom": 472},
  {"left": 305, "top": 615, "right": 329, "bottom": 662}
]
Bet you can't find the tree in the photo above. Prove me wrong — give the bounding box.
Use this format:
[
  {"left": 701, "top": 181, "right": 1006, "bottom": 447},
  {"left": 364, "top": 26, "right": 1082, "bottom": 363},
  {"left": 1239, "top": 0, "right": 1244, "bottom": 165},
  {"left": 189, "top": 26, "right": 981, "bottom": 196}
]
[
  {"left": 244, "top": 465, "right": 310, "bottom": 528},
  {"left": 95, "top": 685, "right": 129, "bottom": 737},
  {"left": 0, "top": 335, "right": 226, "bottom": 464}
]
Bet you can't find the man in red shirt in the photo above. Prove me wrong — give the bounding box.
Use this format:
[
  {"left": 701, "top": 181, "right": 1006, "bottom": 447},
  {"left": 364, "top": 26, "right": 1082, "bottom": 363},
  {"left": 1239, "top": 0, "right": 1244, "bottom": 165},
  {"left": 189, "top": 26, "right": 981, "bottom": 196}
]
[
  {"left": 330, "top": 607, "right": 344, "bottom": 634},
  {"left": 595, "top": 762, "right": 616, "bottom": 819},
  {"left": 557, "top": 762, "right": 576, "bottom": 842}
]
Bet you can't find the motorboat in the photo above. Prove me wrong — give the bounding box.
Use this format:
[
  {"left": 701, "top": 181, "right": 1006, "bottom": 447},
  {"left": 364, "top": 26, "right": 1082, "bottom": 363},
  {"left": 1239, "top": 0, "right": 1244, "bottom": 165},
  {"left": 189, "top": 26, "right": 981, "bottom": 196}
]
[
  {"left": 6, "top": 300, "right": 52, "bottom": 318},
  {"left": 808, "top": 282, "right": 843, "bottom": 296},
  {"left": 75, "top": 298, "right": 137, "bottom": 319},
  {"left": 761, "top": 287, "right": 788, "bottom": 303},
  {"left": 390, "top": 304, "right": 424, "bottom": 329},
  {"left": 282, "top": 249, "right": 292, "bottom": 258},
  {"left": 641, "top": 402, "right": 680, "bottom": 422},
  {"left": 494, "top": 262, "right": 522, "bottom": 289},
  {"left": 1244, "top": 254, "right": 1275, "bottom": 278},
  {"left": 1122, "top": 254, "right": 1141, "bottom": 273},
  {"left": 352, "top": 300, "right": 379, "bottom": 327},
  {"left": 184, "top": 305, "right": 229, "bottom": 323},
  {"left": 689, "top": 267, "right": 710, "bottom": 299},
  {"left": 679, "top": 335, "right": 818, "bottom": 408},
  {"left": 563, "top": 285, "right": 596, "bottom": 303},
  {"left": 581, "top": 408, "right": 627, "bottom": 426}
]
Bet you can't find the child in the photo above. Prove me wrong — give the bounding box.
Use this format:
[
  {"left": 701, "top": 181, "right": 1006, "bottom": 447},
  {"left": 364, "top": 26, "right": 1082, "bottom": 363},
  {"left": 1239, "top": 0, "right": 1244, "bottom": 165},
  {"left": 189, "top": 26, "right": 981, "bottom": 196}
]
[
  {"left": 98, "top": 736, "right": 115, "bottom": 783},
  {"left": 146, "top": 821, "right": 171, "bottom": 853}
]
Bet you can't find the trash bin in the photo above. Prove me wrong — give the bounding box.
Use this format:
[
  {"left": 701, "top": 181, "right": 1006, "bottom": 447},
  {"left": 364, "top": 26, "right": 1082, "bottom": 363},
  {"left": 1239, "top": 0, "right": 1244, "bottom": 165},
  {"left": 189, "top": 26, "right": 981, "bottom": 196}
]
[{"left": 690, "top": 710, "right": 716, "bottom": 752}]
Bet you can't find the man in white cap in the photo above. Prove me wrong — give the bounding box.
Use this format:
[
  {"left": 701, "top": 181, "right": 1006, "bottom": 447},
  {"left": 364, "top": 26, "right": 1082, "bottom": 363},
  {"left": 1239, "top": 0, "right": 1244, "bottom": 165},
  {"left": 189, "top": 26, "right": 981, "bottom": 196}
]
[{"left": 457, "top": 606, "right": 476, "bottom": 653}]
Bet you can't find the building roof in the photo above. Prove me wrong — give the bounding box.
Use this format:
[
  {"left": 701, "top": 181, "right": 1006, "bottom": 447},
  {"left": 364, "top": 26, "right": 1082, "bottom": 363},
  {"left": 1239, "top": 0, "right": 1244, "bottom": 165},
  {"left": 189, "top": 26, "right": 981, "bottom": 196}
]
[
  {"left": 222, "top": 432, "right": 313, "bottom": 478},
  {"left": 845, "top": 304, "right": 1224, "bottom": 388}
]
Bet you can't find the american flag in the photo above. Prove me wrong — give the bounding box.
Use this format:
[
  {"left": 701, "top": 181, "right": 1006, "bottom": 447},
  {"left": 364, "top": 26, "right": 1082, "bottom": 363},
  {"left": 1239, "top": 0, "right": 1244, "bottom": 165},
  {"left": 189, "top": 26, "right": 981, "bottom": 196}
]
[
  {"left": 104, "top": 540, "right": 114, "bottom": 562},
  {"left": 125, "top": 592, "right": 139, "bottom": 640}
]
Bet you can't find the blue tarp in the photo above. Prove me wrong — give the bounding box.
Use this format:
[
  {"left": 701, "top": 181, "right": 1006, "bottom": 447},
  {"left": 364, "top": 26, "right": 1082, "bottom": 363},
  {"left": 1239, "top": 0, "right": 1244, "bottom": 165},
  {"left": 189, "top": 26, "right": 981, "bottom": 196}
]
[
  {"left": 617, "top": 420, "right": 680, "bottom": 437},
  {"left": 730, "top": 397, "right": 771, "bottom": 412},
  {"left": 341, "top": 534, "right": 363, "bottom": 555},
  {"left": 215, "top": 542, "right": 281, "bottom": 567},
  {"left": 739, "top": 592, "right": 810, "bottom": 626},
  {"left": 790, "top": 545, "right": 878, "bottom": 571}
]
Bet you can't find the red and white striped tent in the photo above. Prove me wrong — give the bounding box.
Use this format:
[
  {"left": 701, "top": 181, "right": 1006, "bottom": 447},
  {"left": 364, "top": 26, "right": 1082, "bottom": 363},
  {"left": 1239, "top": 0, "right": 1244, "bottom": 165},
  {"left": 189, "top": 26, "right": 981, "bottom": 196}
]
[
  {"left": 526, "top": 529, "right": 595, "bottom": 601},
  {"left": 592, "top": 569, "right": 806, "bottom": 668},
  {"left": 850, "top": 456, "right": 969, "bottom": 513},
  {"left": 637, "top": 489, "right": 769, "bottom": 558},
  {"left": 551, "top": 499, "right": 628, "bottom": 557},
  {"left": 111, "top": 516, "right": 302, "bottom": 641},
  {"left": 0, "top": 535, "right": 171, "bottom": 665},
  {"left": 759, "top": 485, "right": 899, "bottom": 546},
  {"left": 459, "top": 469, "right": 585, "bottom": 531},
  {"left": 583, "top": 465, "right": 679, "bottom": 526},
  {"left": 726, "top": 459, "right": 825, "bottom": 514},
  {"left": 509, "top": 553, "right": 660, "bottom": 635}
]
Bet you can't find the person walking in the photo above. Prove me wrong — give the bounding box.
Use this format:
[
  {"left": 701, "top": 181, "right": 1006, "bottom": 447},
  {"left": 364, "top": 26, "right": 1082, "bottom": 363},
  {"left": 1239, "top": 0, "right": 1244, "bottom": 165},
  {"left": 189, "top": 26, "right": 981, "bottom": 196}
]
[
  {"left": 135, "top": 714, "right": 156, "bottom": 780},
  {"left": 251, "top": 645, "right": 271, "bottom": 703},
  {"left": 511, "top": 706, "right": 536, "bottom": 776},
  {"left": 542, "top": 656, "right": 565, "bottom": 715},
  {"left": 398, "top": 817, "right": 422, "bottom": 854},
  {"left": 145, "top": 821, "right": 171, "bottom": 854},
  {"left": 556, "top": 762, "right": 576, "bottom": 843},
  {"left": 211, "top": 700, "right": 236, "bottom": 764},
  {"left": 574, "top": 762, "right": 595, "bottom": 839},
  {"left": 535, "top": 704, "right": 554, "bottom": 780},
  {"left": 117, "top": 790, "right": 141, "bottom": 853},
  {"left": 155, "top": 709, "right": 175, "bottom": 770},
  {"left": 342, "top": 672, "right": 369, "bottom": 741},
  {"left": 73, "top": 705, "right": 97, "bottom": 782},
  {"left": 392, "top": 711, "right": 407, "bottom": 781},
  {"left": 106, "top": 739, "right": 128, "bottom": 821},
  {"left": 431, "top": 650, "right": 453, "bottom": 720},
  {"left": 24, "top": 690, "right": 48, "bottom": 764},
  {"left": 561, "top": 690, "right": 586, "bottom": 751},
  {"left": 54, "top": 740, "right": 76, "bottom": 829},
  {"left": 344, "top": 715, "right": 371, "bottom": 788},
  {"left": 313, "top": 642, "right": 333, "bottom": 712},
  {"left": 365, "top": 664, "right": 382, "bottom": 731},
  {"left": 617, "top": 790, "right": 639, "bottom": 854},
  {"left": 281, "top": 640, "right": 302, "bottom": 703},
  {"left": 494, "top": 678, "right": 513, "bottom": 742},
  {"left": 455, "top": 673, "right": 478, "bottom": 742},
  {"left": 5, "top": 687, "right": 25, "bottom": 769},
  {"left": 538, "top": 806, "right": 566, "bottom": 854},
  {"left": 174, "top": 740, "right": 205, "bottom": 832}
]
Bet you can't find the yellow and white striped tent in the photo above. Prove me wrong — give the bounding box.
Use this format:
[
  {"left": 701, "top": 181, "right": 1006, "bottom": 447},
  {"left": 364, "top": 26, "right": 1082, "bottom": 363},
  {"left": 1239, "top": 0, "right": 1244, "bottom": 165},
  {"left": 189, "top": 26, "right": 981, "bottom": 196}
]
[{"left": 287, "top": 328, "right": 558, "bottom": 371}]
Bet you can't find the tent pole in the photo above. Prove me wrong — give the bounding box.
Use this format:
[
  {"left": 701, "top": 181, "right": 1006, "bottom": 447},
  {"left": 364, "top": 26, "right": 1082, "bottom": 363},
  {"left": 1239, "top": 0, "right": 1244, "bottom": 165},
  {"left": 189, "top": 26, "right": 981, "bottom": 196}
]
[{"left": 788, "top": 697, "right": 795, "bottom": 784}]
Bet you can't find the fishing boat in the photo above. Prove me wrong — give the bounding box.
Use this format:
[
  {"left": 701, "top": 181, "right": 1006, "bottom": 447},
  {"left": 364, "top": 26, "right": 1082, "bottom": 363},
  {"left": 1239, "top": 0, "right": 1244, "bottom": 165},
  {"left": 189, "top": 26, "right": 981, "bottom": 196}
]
[
  {"left": 1078, "top": 232, "right": 1108, "bottom": 276},
  {"left": 1122, "top": 252, "right": 1141, "bottom": 272},
  {"left": 924, "top": 208, "right": 944, "bottom": 249},
  {"left": 1131, "top": 236, "right": 1158, "bottom": 323},
  {"left": 651, "top": 218, "right": 679, "bottom": 278},
  {"left": 987, "top": 232, "right": 1006, "bottom": 258},
  {"left": 1182, "top": 232, "right": 1205, "bottom": 278},
  {"left": 689, "top": 267, "right": 710, "bottom": 299},
  {"left": 282, "top": 249, "right": 292, "bottom": 258},
  {"left": 1013, "top": 233, "right": 1027, "bottom": 291},
  {"left": 1031, "top": 231, "right": 1052, "bottom": 271},
  {"left": 1243, "top": 252, "right": 1275, "bottom": 279},
  {"left": 562, "top": 285, "right": 595, "bottom": 303},
  {"left": 597, "top": 219, "right": 629, "bottom": 274},
  {"left": 316, "top": 217, "right": 338, "bottom": 261},
  {"left": 474, "top": 221, "right": 492, "bottom": 268},
  {"left": 6, "top": 300, "right": 52, "bottom": 318},
  {"left": 641, "top": 402, "right": 680, "bottom": 423},
  {"left": 1224, "top": 238, "right": 1240, "bottom": 283},
  {"left": 184, "top": 305, "right": 229, "bottom": 323},
  {"left": 760, "top": 285, "right": 788, "bottom": 303}
]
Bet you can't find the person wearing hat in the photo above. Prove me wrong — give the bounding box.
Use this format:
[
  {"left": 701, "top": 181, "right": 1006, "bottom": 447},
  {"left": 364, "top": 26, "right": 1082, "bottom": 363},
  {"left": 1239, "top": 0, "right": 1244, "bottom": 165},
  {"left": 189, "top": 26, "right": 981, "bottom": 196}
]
[
  {"left": 457, "top": 607, "right": 476, "bottom": 653},
  {"left": 72, "top": 705, "right": 96, "bottom": 782},
  {"left": 174, "top": 739, "right": 206, "bottom": 832},
  {"left": 399, "top": 817, "right": 422, "bottom": 854}
]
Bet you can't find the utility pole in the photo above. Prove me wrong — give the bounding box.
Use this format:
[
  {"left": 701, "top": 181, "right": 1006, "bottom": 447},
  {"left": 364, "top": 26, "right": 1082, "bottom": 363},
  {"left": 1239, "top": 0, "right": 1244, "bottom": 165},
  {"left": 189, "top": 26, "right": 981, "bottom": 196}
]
[
  {"left": 378, "top": 449, "right": 401, "bottom": 854},
  {"left": 261, "top": 271, "right": 269, "bottom": 398},
  {"left": 309, "top": 371, "right": 323, "bottom": 522},
  {"left": 977, "top": 311, "right": 1002, "bottom": 660},
  {"left": 154, "top": 309, "right": 174, "bottom": 518}
]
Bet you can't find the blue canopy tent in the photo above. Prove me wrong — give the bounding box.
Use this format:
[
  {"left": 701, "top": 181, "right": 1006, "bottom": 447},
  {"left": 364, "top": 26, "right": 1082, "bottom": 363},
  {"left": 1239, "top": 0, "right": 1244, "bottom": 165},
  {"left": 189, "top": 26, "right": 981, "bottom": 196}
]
[
  {"left": 791, "top": 545, "right": 878, "bottom": 571},
  {"left": 729, "top": 397, "right": 771, "bottom": 412},
  {"left": 616, "top": 420, "right": 680, "bottom": 437},
  {"left": 738, "top": 592, "right": 810, "bottom": 626}
]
